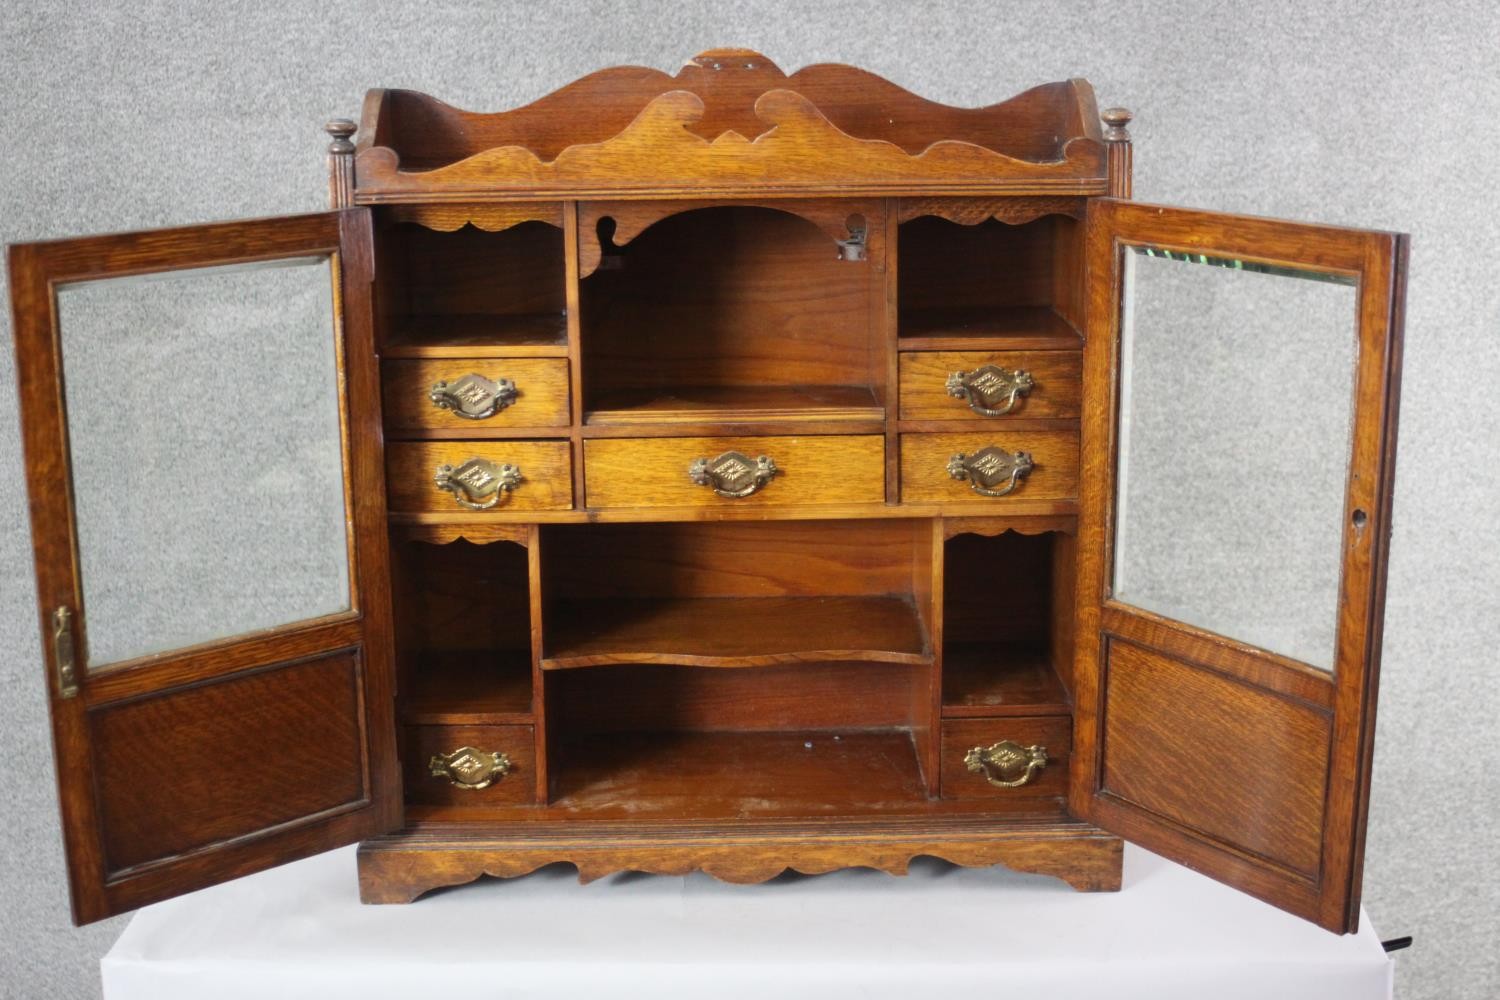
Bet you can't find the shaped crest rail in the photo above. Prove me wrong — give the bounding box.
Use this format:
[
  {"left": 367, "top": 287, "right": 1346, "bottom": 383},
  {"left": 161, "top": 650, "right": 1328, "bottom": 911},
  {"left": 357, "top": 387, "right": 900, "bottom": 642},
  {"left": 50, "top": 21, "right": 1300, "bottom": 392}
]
[{"left": 353, "top": 50, "right": 1109, "bottom": 202}]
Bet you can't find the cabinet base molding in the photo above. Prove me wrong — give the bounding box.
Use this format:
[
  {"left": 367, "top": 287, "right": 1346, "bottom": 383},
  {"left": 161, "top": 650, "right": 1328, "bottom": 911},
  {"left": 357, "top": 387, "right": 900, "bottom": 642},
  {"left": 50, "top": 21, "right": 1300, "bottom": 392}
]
[{"left": 356, "top": 817, "right": 1123, "bottom": 904}]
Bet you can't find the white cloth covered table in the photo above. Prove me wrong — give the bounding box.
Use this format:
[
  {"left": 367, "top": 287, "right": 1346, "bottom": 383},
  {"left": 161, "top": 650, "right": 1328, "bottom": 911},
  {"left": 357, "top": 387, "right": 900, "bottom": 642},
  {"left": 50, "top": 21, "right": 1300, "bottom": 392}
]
[{"left": 102, "top": 842, "right": 1392, "bottom": 999}]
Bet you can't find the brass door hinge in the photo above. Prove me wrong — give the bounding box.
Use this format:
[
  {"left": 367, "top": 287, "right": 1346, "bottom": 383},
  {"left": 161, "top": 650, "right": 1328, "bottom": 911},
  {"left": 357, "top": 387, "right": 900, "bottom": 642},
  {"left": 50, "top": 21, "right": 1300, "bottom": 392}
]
[{"left": 52, "top": 606, "right": 79, "bottom": 699}]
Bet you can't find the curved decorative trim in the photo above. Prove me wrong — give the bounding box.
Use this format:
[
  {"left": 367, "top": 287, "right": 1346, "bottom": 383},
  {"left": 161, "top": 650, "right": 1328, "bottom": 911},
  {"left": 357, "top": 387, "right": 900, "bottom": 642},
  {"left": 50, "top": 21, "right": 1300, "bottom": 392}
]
[
  {"left": 391, "top": 522, "right": 531, "bottom": 547},
  {"left": 357, "top": 818, "right": 1123, "bottom": 904},
  {"left": 898, "top": 196, "right": 1085, "bottom": 226},
  {"left": 386, "top": 202, "right": 563, "bottom": 233},
  {"left": 578, "top": 198, "right": 876, "bottom": 278},
  {"left": 355, "top": 87, "right": 1107, "bottom": 203},
  {"left": 942, "top": 516, "right": 1078, "bottom": 539}
]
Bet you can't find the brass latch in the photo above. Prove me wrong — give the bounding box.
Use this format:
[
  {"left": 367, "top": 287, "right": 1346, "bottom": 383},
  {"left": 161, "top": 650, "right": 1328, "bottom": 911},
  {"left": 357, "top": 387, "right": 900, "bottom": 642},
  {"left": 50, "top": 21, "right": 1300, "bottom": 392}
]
[{"left": 52, "top": 606, "right": 78, "bottom": 699}]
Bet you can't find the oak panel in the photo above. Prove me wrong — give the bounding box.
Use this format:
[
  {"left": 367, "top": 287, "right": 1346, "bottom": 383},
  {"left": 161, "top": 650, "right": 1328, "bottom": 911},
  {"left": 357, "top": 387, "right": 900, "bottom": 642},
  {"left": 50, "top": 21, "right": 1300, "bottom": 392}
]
[
  {"left": 90, "top": 651, "right": 367, "bottom": 875},
  {"left": 383, "top": 358, "right": 570, "bottom": 430},
  {"left": 402, "top": 724, "right": 535, "bottom": 807},
  {"left": 585, "top": 435, "right": 885, "bottom": 508},
  {"left": 385, "top": 441, "right": 572, "bottom": 512},
  {"left": 549, "top": 661, "right": 919, "bottom": 734},
  {"left": 899, "top": 351, "right": 1081, "bottom": 420},
  {"left": 940, "top": 716, "right": 1071, "bottom": 799},
  {"left": 539, "top": 519, "right": 926, "bottom": 599},
  {"left": 1099, "top": 639, "right": 1330, "bottom": 877},
  {"left": 900, "top": 431, "right": 1079, "bottom": 502}
]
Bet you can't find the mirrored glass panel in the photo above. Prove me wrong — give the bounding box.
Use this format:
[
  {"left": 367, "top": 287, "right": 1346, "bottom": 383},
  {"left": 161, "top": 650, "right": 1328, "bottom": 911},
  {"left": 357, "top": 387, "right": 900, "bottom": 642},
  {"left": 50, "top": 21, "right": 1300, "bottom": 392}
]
[
  {"left": 57, "top": 257, "right": 350, "bottom": 668},
  {"left": 1113, "top": 248, "right": 1357, "bottom": 673}
]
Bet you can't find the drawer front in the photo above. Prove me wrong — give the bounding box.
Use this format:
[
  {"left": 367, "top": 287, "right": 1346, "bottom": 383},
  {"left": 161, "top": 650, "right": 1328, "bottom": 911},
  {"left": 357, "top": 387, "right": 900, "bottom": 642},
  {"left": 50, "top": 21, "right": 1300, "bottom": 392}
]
[
  {"left": 585, "top": 435, "right": 885, "bottom": 508},
  {"left": 404, "top": 724, "right": 534, "bottom": 807},
  {"left": 386, "top": 441, "right": 573, "bottom": 512},
  {"left": 941, "top": 717, "right": 1070, "bottom": 799},
  {"left": 383, "top": 358, "right": 571, "bottom": 430},
  {"left": 900, "top": 431, "right": 1078, "bottom": 503},
  {"left": 899, "top": 351, "right": 1081, "bottom": 421}
]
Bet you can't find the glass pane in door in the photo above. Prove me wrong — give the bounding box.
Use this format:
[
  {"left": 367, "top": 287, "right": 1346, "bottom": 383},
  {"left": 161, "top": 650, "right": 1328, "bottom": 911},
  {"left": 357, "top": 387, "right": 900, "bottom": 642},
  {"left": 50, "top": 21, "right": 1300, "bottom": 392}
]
[
  {"left": 1113, "top": 249, "right": 1357, "bottom": 672},
  {"left": 55, "top": 257, "right": 350, "bottom": 668}
]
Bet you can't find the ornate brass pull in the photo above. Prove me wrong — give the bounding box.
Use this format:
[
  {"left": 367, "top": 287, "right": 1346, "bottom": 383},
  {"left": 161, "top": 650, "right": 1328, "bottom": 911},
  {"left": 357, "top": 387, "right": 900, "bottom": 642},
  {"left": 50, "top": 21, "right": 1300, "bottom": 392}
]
[
  {"left": 689, "top": 450, "right": 778, "bottom": 498},
  {"left": 435, "top": 457, "right": 523, "bottom": 510},
  {"left": 946, "top": 365, "right": 1035, "bottom": 416},
  {"left": 964, "top": 740, "right": 1048, "bottom": 788},
  {"left": 947, "top": 446, "right": 1033, "bottom": 497},
  {"left": 429, "top": 746, "right": 512, "bottom": 790},
  {"left": 429, "top": 373, "right": 518, "bottom": 420}
]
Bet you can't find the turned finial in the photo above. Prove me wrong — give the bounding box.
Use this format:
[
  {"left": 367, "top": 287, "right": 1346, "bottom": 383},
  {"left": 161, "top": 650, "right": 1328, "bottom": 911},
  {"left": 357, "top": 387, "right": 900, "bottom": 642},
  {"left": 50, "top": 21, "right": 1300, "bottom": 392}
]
[
  {"left": 324, "top": 119, "right": 357, "bottom": 209},
  {"left": 1101, "top": 107, "right": 1133, "bottom": 143},
  {"left": 325, "top": 118, "right": 357, "bottom": 155}
]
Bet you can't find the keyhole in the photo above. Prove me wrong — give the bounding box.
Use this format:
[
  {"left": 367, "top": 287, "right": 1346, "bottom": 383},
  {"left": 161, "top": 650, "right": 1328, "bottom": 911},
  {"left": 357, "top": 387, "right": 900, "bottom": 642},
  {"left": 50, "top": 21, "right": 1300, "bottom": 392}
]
[{"left": 1351, "top": 509, "right": 1368, "bottom": 529}]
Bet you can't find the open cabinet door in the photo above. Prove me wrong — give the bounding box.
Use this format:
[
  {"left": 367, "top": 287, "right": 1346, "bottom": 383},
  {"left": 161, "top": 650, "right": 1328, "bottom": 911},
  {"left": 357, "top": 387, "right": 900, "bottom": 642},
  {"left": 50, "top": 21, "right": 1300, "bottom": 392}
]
[
  {"left": 9, "top": 211, "right": 400, "bottom": 924},
  {"left": 1073, "top": 199, "right": 1405, "bottom": 932}
]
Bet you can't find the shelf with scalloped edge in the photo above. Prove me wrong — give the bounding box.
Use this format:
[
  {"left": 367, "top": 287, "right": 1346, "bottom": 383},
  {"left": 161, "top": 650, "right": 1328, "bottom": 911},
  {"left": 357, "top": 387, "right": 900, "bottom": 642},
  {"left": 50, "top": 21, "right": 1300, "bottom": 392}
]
[
  {"left": 540, "top": 596, "right": 931, "bottom": 670},
  {"left": 351, "top": 50, "right": 1109, "bottom": 202}
]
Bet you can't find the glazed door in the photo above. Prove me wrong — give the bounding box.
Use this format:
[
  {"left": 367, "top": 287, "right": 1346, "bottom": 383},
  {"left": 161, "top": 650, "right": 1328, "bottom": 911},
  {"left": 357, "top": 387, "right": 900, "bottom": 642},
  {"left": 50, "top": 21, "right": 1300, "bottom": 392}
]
[
  {"left": 1073, "top": 199, "right": 1405, "bottom": 932},
  {"left": 9, "top": 211, "right": 400, "bottom": 924}
]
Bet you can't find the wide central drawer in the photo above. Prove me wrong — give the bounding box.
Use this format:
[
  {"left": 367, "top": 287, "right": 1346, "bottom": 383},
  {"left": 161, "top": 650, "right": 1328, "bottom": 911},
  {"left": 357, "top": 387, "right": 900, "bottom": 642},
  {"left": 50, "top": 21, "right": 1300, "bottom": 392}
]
[{"left": 585, "top": 435, "right": 886, "bottom": 508}]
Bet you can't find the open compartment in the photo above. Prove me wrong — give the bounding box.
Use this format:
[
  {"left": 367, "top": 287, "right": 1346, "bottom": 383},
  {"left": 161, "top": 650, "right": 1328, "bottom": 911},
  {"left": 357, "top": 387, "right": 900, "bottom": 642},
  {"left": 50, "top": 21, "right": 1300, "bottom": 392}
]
[
  {"left": 374, "top": 216, "right": 567, "bottom": 357},
  {"left": 898, "top": 214, "right": 1083, "bottom": 350},
  {"left": 578, "top": 204, "right": 885, "bottom": 424},
  {"left": 390, "top": 536, "right": 534, "bottom": 724},
  {"left": 941, "top": 528, "right": 1075, "bottom": 715},
  {"left": 542, "top": 662, "right": 930, "bottom": 816},
  {"left": 539, "top": 520, "right": 934, "bottom": 669}
]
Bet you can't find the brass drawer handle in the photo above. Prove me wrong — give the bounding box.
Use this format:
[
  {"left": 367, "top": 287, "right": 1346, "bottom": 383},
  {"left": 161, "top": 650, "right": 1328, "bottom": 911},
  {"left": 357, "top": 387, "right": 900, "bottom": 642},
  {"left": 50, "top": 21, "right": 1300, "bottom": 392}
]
[
  {"left": 947, "top": 446, "right": 1033, "bottom": 497},
  {"left": 435, "top": 457, "right": 524, "bottom": 510},
  {"left": 429, "top": 746, "right": 512, "bottom": 790},
  {"left": 689, "top": 450, "right": 778, "bottom": 498},
  {"left": 429, "top": 373, "right": 518, "bottom": 420},
  {"left": 946, "top": 365, "right": 1035, "bottom": 416},
  {"left": 964, "top": 740, "right": 1048, "bottom": 788}
]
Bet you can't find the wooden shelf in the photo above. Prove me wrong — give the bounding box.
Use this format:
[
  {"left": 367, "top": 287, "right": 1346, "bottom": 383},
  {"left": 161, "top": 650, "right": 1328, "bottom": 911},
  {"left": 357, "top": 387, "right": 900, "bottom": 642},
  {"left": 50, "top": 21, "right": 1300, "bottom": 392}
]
[
  {"left": 941, "top": 642, "right": 1069, "bottom": 717},
  {"left": 586, "top": 384, "right": 884, "bottom": 425},
  {"left": 542, "top": 596, "right": 930, "bottom": 669},
  {"left": 382, "top": 313, "right": 568, "bottom": 358},
  {"left": 400, "top": 651, "right": 533, "bottom": 724},
  {"left": 897, "top": 305, "right": 1083, "bottom": 351},
  {"left": 549, "top": 729, "right": 927, "bottom": 817}
]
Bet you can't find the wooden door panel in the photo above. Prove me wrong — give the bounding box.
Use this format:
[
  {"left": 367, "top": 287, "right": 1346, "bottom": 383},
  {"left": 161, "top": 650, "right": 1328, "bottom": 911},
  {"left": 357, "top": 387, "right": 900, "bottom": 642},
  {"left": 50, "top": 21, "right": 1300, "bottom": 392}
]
[
  {"left": 8, "top": 210, "right": 401, "bottom": 924},
  {"left": 91, "top": 650, "right": 368, "bottom": 875},
  {"left": 1074, "top": 199, "right": 1406, "bottom": 932},
  {"left": 1098, "top": 638, "right": 1329, "bottom": 878}
]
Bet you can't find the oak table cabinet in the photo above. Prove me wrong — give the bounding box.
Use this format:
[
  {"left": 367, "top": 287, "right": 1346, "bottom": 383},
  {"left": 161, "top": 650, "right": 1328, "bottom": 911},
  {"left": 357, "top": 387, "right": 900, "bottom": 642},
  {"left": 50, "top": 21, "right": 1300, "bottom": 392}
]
[{"left": 8, "top": 50, "right": 1405, "bottom": 933}]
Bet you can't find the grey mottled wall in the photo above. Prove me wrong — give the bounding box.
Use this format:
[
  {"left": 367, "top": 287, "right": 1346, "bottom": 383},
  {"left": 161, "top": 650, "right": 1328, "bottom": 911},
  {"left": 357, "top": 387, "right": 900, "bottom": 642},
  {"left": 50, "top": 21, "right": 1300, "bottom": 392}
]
[{"left": 2, "top": 3, "right": 1496, "bottom": 998}]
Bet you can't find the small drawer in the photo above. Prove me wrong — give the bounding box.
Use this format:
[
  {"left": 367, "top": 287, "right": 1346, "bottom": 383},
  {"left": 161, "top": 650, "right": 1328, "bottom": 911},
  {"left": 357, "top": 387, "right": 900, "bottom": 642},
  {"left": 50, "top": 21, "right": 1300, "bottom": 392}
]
[
  {"left": 899, "top": 351, "right": 1081, "bottom": 421},
  {"left": 383, "top": 358, "right": 571, "bottom": 430},
  {"left": 900, "top": 432, "right": 1078, "bottom": 503},
  {"left": 404, "top": 724, "right": 534, "bottom": 807},
  {"left": 386, "top": 441, "right": 573, "bottom": 512},
  {"left": 585, "top": 435, "right": 886, "bottom": 508},
  {"left": 941, "top": 717, "right": 1070, "bottom": 799}
]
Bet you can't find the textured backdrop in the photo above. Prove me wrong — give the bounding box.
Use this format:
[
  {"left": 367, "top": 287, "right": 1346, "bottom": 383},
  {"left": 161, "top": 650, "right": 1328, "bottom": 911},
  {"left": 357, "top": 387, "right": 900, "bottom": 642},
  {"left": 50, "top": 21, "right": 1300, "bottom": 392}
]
[{"left": 2, "top": 2, "right": 1497, "bottom": 998}]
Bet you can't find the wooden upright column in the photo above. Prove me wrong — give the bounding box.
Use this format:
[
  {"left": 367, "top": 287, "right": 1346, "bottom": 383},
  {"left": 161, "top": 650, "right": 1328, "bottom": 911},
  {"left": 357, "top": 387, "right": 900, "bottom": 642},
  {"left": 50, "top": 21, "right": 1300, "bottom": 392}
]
[
  {"left": 325, "top": 119, "right": 356, "bottom": 210},
  {"left": 1102, "top": 107, "right": 1133, "bottom": 199}
]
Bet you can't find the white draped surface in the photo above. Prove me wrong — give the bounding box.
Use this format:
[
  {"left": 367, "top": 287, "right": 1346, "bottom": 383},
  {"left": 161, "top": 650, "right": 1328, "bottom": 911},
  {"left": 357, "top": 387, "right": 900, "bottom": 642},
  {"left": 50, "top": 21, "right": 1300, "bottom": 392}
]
[{"left": 102, "top": 843, "right": 1391, "bottom": 1000}]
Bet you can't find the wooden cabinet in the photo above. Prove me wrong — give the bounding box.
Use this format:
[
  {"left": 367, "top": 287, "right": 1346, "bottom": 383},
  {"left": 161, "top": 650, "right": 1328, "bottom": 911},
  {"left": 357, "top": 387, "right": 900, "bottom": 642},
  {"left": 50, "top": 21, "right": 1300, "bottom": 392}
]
[{"left": 7, "top": 50, "right": 1405, "bottom": 934}]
